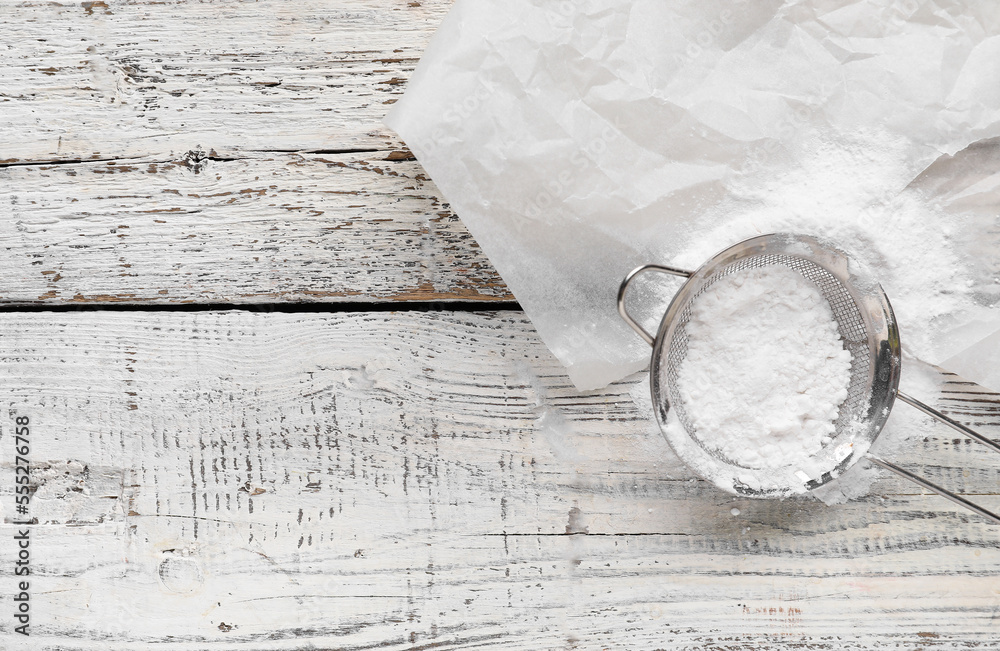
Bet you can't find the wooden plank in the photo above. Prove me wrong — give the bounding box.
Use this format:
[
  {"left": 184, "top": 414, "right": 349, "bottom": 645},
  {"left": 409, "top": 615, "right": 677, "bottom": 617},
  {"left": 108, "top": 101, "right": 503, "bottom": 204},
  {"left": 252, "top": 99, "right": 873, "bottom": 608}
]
[
  {"left": 1, "top": 0, "right": 514, "bottom": 304},
  {"left": 1, "top": 310, "right": 998, "bottom": 648},
  {"left": 0, "top": 0, "right": 450, "bottom": 162},
  {"left": 0, "top": 153, "right": 509, "bottom": 304}
]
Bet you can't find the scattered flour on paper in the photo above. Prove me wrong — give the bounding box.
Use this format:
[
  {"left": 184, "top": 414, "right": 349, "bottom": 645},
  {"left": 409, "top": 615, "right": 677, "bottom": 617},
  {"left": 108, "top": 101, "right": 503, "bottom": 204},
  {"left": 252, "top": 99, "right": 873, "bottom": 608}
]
[
  {"left": 676, "top": 265, "right": 852, "bottom": 470},
  {"left": 616, "top": 128, "right": 977, "bottom": 503},
  {"left": 672, "top": 128, "right": 987, "bottom": 366}
]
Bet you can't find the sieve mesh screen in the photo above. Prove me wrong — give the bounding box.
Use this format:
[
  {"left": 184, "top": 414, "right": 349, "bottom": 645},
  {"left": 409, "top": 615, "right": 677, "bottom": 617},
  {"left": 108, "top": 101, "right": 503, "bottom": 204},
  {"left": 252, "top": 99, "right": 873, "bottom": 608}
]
[{"left": 662, "top": 255, "right": 872, "bottom": 468}]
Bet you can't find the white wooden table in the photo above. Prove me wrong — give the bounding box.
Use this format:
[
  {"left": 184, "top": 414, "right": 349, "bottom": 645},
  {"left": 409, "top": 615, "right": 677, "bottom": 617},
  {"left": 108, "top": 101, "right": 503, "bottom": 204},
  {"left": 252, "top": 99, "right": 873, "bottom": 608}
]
[{"left": 2, "top": 2, "right": 999, "bottom": 649}]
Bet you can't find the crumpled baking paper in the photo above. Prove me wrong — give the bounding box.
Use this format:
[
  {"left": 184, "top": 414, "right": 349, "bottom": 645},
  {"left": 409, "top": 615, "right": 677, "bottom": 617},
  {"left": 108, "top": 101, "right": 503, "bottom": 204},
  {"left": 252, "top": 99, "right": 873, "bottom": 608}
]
[{"left": 385, "top": 0, "right": 1000, "bottom": 391}]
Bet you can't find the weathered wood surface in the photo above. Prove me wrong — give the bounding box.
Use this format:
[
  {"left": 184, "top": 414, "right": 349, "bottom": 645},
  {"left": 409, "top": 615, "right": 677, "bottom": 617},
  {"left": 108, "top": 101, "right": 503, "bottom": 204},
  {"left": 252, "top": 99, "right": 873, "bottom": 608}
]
[
  {"left": 0, "top": 153, "right": 508, "bottom": 304},
  {"left": 1, "top": 311, "right": 999, "bottom": 649},
  {"left": 4, "top": 1, "right": 1000, "bottom": 649},
  {"left": 2, "top": 0, "right": 447, "bottom": 160},
  {"left": 1, "top": 0, "right": 512, "bottom": 304}
]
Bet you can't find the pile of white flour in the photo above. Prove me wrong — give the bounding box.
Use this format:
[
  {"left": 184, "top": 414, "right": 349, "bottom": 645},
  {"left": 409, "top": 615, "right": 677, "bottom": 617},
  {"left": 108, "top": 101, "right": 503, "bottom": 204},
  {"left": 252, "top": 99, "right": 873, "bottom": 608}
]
[{"left": 676, "top": 265, "right": 853, "bottom": 469}]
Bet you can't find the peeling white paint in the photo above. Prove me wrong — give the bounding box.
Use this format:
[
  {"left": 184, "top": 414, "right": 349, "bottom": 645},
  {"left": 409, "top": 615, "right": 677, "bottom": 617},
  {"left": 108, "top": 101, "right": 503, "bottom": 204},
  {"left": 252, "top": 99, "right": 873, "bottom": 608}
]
[{"left": 0, "top": 311, "right": 996, "bottom": 648}]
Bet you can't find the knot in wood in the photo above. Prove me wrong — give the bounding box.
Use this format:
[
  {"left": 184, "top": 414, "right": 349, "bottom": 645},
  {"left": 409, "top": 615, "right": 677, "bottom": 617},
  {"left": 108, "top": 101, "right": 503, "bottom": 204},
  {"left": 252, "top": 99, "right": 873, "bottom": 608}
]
[{"left": 183, "top": 148, "right": 209, "bottom": 174}]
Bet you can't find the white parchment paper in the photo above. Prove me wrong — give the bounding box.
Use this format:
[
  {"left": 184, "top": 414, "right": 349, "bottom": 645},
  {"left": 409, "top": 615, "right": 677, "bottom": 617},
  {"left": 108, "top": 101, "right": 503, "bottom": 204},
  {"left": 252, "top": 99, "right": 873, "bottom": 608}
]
[{"left": 386, "top": 0, "right": 1000, "bottom": 391}]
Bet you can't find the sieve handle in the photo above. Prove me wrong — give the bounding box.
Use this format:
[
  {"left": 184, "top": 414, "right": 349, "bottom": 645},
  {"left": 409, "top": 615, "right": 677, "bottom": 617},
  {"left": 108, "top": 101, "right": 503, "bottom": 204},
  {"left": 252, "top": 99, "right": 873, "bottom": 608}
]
[
  {"left": 896, "top": 391, "right": 1000, "bottom": 454},
  {"left": 617, "top": 264, "right": 692, "bottom": 346},
  {"left": 866, "top": 455, "right": 1000, "bottom": 526},
  {"left": 866, "top": 390, "right": 1000, "bottom": 526}
]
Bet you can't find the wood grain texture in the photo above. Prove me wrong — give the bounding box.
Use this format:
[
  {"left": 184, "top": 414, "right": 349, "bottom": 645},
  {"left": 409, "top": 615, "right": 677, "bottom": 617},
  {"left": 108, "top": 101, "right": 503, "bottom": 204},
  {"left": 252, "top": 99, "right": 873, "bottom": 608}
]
[
  {"left": 1, "top": 0, "right": 514, "bottom": 304},
  {"left": 0, "top": 152, "right": 508, "bottom": 304},
  {"left": 1, "top": 311, "right": 999, "bottom": 649},
  {"left": 5, "top": 1, "right": 1000, "bottom": 649},
  {"left": 1, "top": 0, "right": 448, "bottom": 161}
]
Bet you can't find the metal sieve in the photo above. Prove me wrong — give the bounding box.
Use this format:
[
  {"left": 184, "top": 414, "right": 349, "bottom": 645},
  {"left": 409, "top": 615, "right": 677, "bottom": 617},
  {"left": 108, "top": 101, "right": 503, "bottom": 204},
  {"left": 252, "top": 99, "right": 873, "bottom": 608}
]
[{"left": 619, "top": 233, "right": 1000, "bottom": 524}]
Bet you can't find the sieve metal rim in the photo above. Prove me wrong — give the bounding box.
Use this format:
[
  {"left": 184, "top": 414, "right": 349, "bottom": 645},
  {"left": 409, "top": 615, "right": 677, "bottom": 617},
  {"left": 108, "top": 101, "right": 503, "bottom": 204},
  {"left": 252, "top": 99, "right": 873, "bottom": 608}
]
[{"left": 639, "top": 233, "right": 902, "bottom": 497}]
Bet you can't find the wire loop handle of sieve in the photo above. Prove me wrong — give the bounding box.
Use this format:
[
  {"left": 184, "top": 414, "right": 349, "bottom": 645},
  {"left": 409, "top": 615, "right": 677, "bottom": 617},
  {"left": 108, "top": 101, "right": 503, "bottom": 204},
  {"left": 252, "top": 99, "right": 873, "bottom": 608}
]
[
  {"left": 896, "top": 391, "right": 1000, "bottom": 455},
  {"left": 617, "top": 264, "right": 692, "bottom": 346},
  {"left": 866, "top": 455, "right": 1000, "bottom": 526},
  {"left": 865, "top": 391, "right": 1000, "bottom": 525}
]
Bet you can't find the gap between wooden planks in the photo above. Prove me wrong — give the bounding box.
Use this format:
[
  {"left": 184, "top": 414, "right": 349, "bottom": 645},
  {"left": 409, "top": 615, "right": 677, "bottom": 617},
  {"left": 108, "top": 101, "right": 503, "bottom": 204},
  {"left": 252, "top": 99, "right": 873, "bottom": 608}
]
[
  {"left": 0, "top": 0, "right": 513, "bottom": 306},
  {"left": 1, "top": 0, "right": 451, "bottom": 161},
  {"left": 3, "top": 1, "right": 1000, "bottom": 648},
  {"left": 0, "top": 153, "right": 511, "bottom": 305},
  {"left": 0, "top": 310, "right": 999, "bottom": 649}
]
